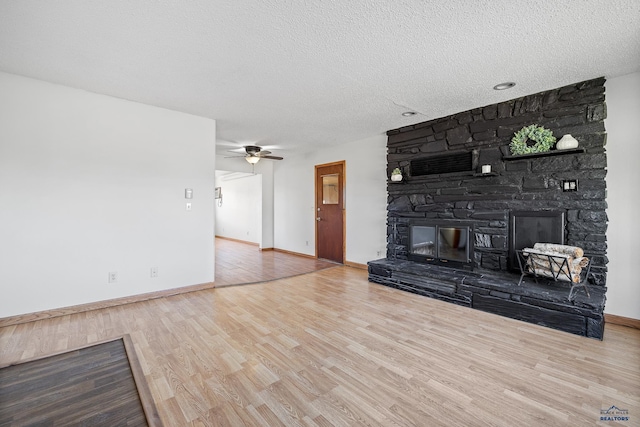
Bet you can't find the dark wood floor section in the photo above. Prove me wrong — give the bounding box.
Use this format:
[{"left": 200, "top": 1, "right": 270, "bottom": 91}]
[
  {"left": 0, "top": 338, "right": 148, "bottom": 426},
  {"left": 214, "top": 237, "right": 339, "bottom": 287}
]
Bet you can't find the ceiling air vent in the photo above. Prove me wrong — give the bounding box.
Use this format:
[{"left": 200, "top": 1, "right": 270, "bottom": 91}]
[{"left": 410, "top": 151, "right": 473, "bottom": 176}]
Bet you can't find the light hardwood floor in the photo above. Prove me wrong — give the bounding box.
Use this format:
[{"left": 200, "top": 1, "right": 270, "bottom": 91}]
[
  {"left": 214, "top": 237, "right": 339, "bottom": 287},
  {"left": 1, "top": 266, "right": 638, "bottom": 426}
]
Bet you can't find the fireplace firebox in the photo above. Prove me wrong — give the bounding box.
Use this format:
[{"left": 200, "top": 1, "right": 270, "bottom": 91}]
[{"left": 408, "top": 221, "right": 474, "bottom": 270}]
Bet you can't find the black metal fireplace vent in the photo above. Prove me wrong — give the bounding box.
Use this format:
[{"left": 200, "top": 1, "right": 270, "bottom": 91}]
[{"left": 410, "top": 151, "right": 473, "bottom": 176}]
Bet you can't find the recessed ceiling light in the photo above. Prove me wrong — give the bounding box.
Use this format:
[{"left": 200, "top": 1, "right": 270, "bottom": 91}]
[
  {"left": 402, "top": 111, "right": 417, "bottom": 117},
  {"left": 493, "top": 82, "right": 516, "bottom": 90}
]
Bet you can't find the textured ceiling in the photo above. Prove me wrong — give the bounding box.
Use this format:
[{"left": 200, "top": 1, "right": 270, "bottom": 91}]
[{"left": 1, "top": 1, "right": 639, "bottom": 156}]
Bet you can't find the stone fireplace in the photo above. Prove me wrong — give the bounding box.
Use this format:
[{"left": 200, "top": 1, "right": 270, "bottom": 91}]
[{"left": 368, "top": 78, "right": 608, "bottom": 339}]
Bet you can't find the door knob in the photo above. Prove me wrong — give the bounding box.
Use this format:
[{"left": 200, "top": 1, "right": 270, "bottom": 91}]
[{"left": 316, "top": 217, "right": 321, "bottom": 221}]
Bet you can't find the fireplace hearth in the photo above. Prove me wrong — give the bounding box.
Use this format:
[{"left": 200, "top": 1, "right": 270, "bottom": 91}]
[
  {"left": 368, "top": 258, "right": 606, "bottom": 338},
  {"left": 370, "top": 77, "right": 608, "bottom": 338}
]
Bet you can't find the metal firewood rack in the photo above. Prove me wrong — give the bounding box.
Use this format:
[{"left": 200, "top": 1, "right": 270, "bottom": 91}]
[{"left": 516, "top": 249, "right": 592, "bottom": 301}]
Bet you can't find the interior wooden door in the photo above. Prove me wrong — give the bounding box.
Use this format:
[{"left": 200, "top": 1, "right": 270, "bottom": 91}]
[{"left": 315, "top": 161, "right": 345, "bottom": 263}]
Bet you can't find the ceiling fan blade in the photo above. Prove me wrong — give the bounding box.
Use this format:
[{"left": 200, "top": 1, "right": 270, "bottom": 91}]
[
  {"left": 260, "top": 155, "right": 284, "bottom": 160},
  {"left": 223, "top": 155, "right": 248, "bottom": 158},
  {"left": 256, "top": 150, "right": 272, "bottom": 156}
]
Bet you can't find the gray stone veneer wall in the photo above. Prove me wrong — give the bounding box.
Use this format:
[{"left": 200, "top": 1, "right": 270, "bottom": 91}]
[{"left": 386, "top": 77, "right": 607, "bottom": 285}]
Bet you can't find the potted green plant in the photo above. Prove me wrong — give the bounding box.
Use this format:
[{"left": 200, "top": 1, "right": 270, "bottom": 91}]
[{"left": 391, "top": 167, "right": 403, "bottom": 182}]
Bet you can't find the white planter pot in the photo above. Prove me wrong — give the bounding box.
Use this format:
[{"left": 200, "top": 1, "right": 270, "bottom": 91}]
[
  {"left": 556, "top": 134, "right": 579, "bottom": 150},
  {"left": 391, "top": 174, "right": 403, "bottom": 182}
]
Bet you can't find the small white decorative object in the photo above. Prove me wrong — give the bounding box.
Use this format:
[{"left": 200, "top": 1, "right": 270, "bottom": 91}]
[
  {"left": 556, "top": 134, "right": 579, "bottom": 150},
  {"left": 481, "top": 164, "right": 492, "bottom": 174},
  {"left": 391, "top": 168, "right": 403, "bottom": 182}
]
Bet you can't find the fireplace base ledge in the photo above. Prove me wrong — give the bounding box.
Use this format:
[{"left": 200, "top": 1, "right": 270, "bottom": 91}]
[{"left": 367, "top": 258, "right": 606, "bottom": 339}]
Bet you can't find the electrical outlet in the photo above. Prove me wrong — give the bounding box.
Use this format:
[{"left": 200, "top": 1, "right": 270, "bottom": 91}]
[
  {"left": 377, "top": 250, "right": 382, "bottom": 256},
  {"left": 150, "top": 267, "right": 158, "bottom": 278},
  {"left": 108, "top": 271, "right": 117, "bottom": 283},
  {"left": 562, "top": 179, "right": 578, "bottom": 192},
  {"left": 186, "top": 202, "right": 192, "bottom": 211}
]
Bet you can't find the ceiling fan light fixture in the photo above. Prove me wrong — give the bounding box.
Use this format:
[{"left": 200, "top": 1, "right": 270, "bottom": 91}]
[
  {"left": 245, "top": 156, "right": 260, "bottom": 164},
  {"left": 493, "top": 82, "right": 516, "bottom": 90}
]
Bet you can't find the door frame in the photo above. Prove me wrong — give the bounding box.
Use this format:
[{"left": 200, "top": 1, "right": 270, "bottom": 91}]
[{"left": 314, "top": 160, "right": 346, "bottom": 263}]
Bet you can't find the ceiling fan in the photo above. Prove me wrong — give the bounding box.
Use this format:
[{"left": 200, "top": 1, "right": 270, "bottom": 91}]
[{"left": 226, "top": 145, "right": 284, "bottom": 164}]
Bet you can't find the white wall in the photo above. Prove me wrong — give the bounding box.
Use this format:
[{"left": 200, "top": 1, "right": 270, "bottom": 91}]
[
  {"left": 0, "top": 72, "right": 216, "bottom": 318},
  {"left": 273, "top": 134, "right": 388, "bottom": 264},
  {"left": 214, "top": 170, "right": 262, "bottom": 244},
  {"left": 605, "top": 71, "right": 640, "bottom": 320}
]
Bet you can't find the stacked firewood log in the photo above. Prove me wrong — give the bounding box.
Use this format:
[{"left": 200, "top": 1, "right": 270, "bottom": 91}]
[{"left": 522, "top": 243, "right": 589, "bottom": 283}]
